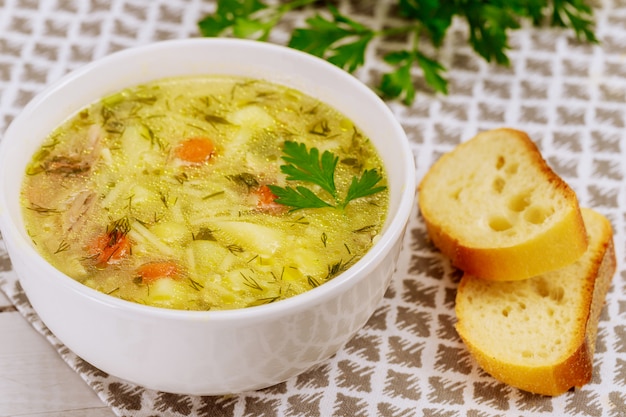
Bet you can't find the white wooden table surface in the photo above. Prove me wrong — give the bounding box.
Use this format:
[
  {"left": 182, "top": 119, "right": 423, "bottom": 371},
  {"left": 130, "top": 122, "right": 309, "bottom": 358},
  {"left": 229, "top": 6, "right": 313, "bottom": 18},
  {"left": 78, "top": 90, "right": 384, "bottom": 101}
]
[{"left": 0, "top": 291, "right": 115, "bottom": 417}]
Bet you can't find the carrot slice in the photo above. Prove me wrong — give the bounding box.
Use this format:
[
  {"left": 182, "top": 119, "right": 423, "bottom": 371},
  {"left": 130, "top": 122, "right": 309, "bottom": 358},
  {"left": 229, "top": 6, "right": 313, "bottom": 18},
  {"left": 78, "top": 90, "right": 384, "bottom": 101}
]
[
  {"left": 175, "top": 137, "right": 215, "bottom": 164},
  {"left": 88, "top": 232, "right": 131, "bottom": 266},
  {"left": 136, "top": 261, "right": 180, "bottom": 284},
  {"left": 253, "top": 184, "right": 285, "bottom": 214}
]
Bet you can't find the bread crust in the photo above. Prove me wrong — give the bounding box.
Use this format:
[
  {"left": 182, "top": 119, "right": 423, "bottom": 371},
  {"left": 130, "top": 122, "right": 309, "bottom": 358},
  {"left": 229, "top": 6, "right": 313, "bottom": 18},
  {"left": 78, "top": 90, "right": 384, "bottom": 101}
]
[
  {"left": 419, "top": 128, "right": 588, "bottom": 281},
  {"left": 423, "top": 206, "right": 588, "bottom": 281},
  {"left": 455, "top": 209, "right": 616, "bottom": 396}
]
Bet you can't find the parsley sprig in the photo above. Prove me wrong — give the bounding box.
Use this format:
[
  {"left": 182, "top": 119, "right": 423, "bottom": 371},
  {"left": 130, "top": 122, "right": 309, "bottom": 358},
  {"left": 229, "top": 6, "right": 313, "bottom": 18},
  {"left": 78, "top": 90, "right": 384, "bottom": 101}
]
[
  {"left": 289, "top": 5, "right": 375, "bottom": 73},
  {"left": 198, "top": 0, "right": 598, "bottom": 104},
  {"left": 198, "top": 0, "right": 312, "bottom": 41},
  {"left": 267, "top": 141, "right": 386, "bottom": 211}
]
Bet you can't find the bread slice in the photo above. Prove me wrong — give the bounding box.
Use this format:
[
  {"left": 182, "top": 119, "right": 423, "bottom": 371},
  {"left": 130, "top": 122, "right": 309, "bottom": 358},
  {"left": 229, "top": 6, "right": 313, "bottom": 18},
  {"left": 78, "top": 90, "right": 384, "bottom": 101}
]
[
  {"left": 455, "top": 208, "right": 616, "bottom": 396},
  {"left": 418, "top": 128, "right": 588, "bottom": 281}
]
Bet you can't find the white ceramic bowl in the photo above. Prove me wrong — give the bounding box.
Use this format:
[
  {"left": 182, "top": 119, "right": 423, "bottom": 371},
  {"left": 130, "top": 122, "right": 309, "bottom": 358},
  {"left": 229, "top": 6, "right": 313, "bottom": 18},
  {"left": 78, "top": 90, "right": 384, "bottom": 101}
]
[{"left": 0, "top": 38, "right": 415, "bottom": 395}]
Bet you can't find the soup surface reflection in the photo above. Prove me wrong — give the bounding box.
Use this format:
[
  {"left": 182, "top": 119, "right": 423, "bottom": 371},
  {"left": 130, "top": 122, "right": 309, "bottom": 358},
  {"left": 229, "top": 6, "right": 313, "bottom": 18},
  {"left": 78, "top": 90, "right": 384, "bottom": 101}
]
[{"left": 20, "top": 75, "right": 388, "bottom": 310}]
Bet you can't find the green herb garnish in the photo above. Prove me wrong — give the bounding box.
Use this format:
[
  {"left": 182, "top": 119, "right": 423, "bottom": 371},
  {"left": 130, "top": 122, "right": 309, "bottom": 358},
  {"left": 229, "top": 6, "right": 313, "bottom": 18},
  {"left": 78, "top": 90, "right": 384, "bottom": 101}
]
[
  {"left": 308, "top": 275, "right": 321, "bottom": 288},
  {"left": 198, "top": 0, "right": 598, "bottom": 104},
  {"left": 54, "top": 240, "right": 71, "bottom": 254},
  {"left": 194, "top": 227, "right": 217, "bottom": 241},
  {"left": 226, "top": 173, "right": 259, "bottom": 190},
  {"left": 26, "top": 203, "right": 60, "bottom": 215},
  {"left": 240, "top": 271, "right": 263, "bottom": 291},
  {"left": 268, "top": 141, "right": 386, "bottom": 211},
  {"left": 188, "top": 277, "right": 205, "bottom": 291}
]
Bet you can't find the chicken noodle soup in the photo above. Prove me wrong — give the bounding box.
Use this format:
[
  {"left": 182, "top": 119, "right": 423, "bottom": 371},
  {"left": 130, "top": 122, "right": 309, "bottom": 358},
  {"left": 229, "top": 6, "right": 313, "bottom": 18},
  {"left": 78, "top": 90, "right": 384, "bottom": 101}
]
[{"left": 20, "top": 75, "right": 388, "bottom": 310}]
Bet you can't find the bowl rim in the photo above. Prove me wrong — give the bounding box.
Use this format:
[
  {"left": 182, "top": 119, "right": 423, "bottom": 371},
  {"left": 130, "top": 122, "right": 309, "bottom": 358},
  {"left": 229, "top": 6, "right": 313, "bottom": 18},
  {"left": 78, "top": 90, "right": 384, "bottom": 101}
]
[{"left": 0, "top": 38, "right": 416, "bottom": 323}]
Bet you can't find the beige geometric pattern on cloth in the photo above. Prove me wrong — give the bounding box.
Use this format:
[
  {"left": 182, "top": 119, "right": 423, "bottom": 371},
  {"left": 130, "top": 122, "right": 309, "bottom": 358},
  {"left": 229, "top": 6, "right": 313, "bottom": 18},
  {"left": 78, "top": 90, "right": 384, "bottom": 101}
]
[{"left": 1, "top": 1, "right": 625, "bottom": 416}]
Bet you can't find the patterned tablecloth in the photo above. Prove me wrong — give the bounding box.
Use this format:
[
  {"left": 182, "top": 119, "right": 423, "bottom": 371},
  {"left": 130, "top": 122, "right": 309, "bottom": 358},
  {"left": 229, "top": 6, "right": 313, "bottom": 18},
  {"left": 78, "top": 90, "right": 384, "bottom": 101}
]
[{"left": 1, "top": 1, "right": 625, "bottom": 416}]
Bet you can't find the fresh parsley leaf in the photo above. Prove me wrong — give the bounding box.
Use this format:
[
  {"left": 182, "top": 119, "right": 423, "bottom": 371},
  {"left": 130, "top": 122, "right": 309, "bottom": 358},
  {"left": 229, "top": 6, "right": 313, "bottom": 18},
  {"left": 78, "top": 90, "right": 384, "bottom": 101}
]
[
  {"left": 198, "top": 0, "right": 267, "bottom": 37},
  {"left": 510, "top": 0, "right": 549, "bottom": 24},
  {"left": 232, "top": 16, "right": 275, "bottom": 40},
  {"left": 268, "top": 185, "right": 333, "bottom": 210},
  {"left": 380, "top": 51, "right": 416, "bottom": 105},
  {"left": 383, "top": 50, "right": 412, "bottom": 66},
  {"left": 550, "top": 0, "right": 598, "bottom": 43},
  {"left": 379, "top": 46, "right": 452, "bottom": 103},
  {"left": 289, "top": 14, "right": 349, "bottom": 57},
  {"left": 463, "top": 4, "right": 521, "bottom": 66},
  {"left": 327, "top": 34, "right": 374, "bottom": 73},
  {"left": 397, "top": 0, "right": 454, "bottom": 47},
  {"left": 416, "top": 52, "right": 448, "bottom": 95},
  {"left": 199, "top": 0, "right": 316, "bottom": 41},
  {"left": 269, "top": 141, "right": 386, "bottom": 211},
  {"left": 342, "top": 169, "right": 387, "bottom": 209},
  {"left": 279, "top": 140, "right": 337, "bottom": 198},
  {"left": 289, "top": 5, "right": 375, "bottom": 72},
  {"left": 198, "top": 0, "right": 599, "bottom": 104}
]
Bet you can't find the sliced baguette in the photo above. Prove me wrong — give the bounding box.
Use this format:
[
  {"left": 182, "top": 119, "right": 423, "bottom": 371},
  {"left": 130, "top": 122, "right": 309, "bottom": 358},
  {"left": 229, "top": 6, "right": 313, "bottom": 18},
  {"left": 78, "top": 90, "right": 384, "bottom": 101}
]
[
  {"left": 418, "top": 128, "right": 588, "bottom": 281},
  {"left": 455, "top": 208, "right": 616, "bottom": 396}
]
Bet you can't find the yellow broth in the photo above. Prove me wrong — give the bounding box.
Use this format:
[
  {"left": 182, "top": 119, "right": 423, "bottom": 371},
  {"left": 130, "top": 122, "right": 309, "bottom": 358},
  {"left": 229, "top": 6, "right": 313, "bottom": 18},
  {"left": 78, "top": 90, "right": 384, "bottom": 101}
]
[{"left": 20, "top": 76, "right": 388, "bottom": 310}]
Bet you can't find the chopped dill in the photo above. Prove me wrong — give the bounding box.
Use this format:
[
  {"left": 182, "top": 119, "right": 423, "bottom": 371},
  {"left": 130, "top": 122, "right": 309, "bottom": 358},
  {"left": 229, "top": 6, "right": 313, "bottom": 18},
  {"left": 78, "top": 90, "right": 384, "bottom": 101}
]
[
  {"left": 26, "top": 203, "right": 60, "bottom": 215},
  {"left": 247, "top": 294, "right": 281, "bottom": 307},
  {"left": 174, "top": 172, "right": 189, "bottom": 184},
  {"left": 139, "top": 124, "right": 159, "bottom": 149},
  {"left": 353, "top": 224, "right": 376, "bottom": 233},
  {"left": 126, "top": 195, "right": 134, "bottom": 212},
  {"left": 340, "top": 157, "right": 360, "bottom": 167},
  {"left": 204, "top": 114, "right": 232, "bottom": 128},
  {"left": 193, "top": 227, "right": 216, "bottom": 241},
  {"left": 159, "top": 191, "right": 169, "bottom": 208},
  {"left": 54, "top": 240, "right": 70, "bottom": 254},
  {"left": 326, "top": 259, "right": 352, "bottom": 280},
  {"left": 309, "top": 119, "right": 331, "bottom": 136},
  {"left": 197, "top": 95, "right": 211, "bottom": 107},
  {"left": 308, "top": 276, "right": 321, "bottom": 288},
  {"left": 203, "top": 190, "right": 225, "bottom": 200},
  {"left": 184, "top": 121, "right": 210, "bottom": 133},
  {"left": 240, "top": 272, "right": 263, "bottom": 291},
  {"left": 270, "top": 267, "right": 285, "bottom": 282},
  {"left": 101, "top": 107, "right": 125, "bottom": 134},
  {"left": 101, "top": 217, "right": 131, "bottom": 253},
  {"left": 287, "top": 216, "right": 309, "bottom": 225},
  {"left": 226, "top": 173, "right": 258, "bottom": 190},
  {"left": 304, "top": 104, "right": 319, "bottom": 115},
  {"left": 158, "top": 191, "right": 177, "bottom": 208},
  {"left": 227, "top": 244, "right": 244, "bottom": 254},
  {"left": 188, "top": 277, "right": 204, "bottom": 291}
]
